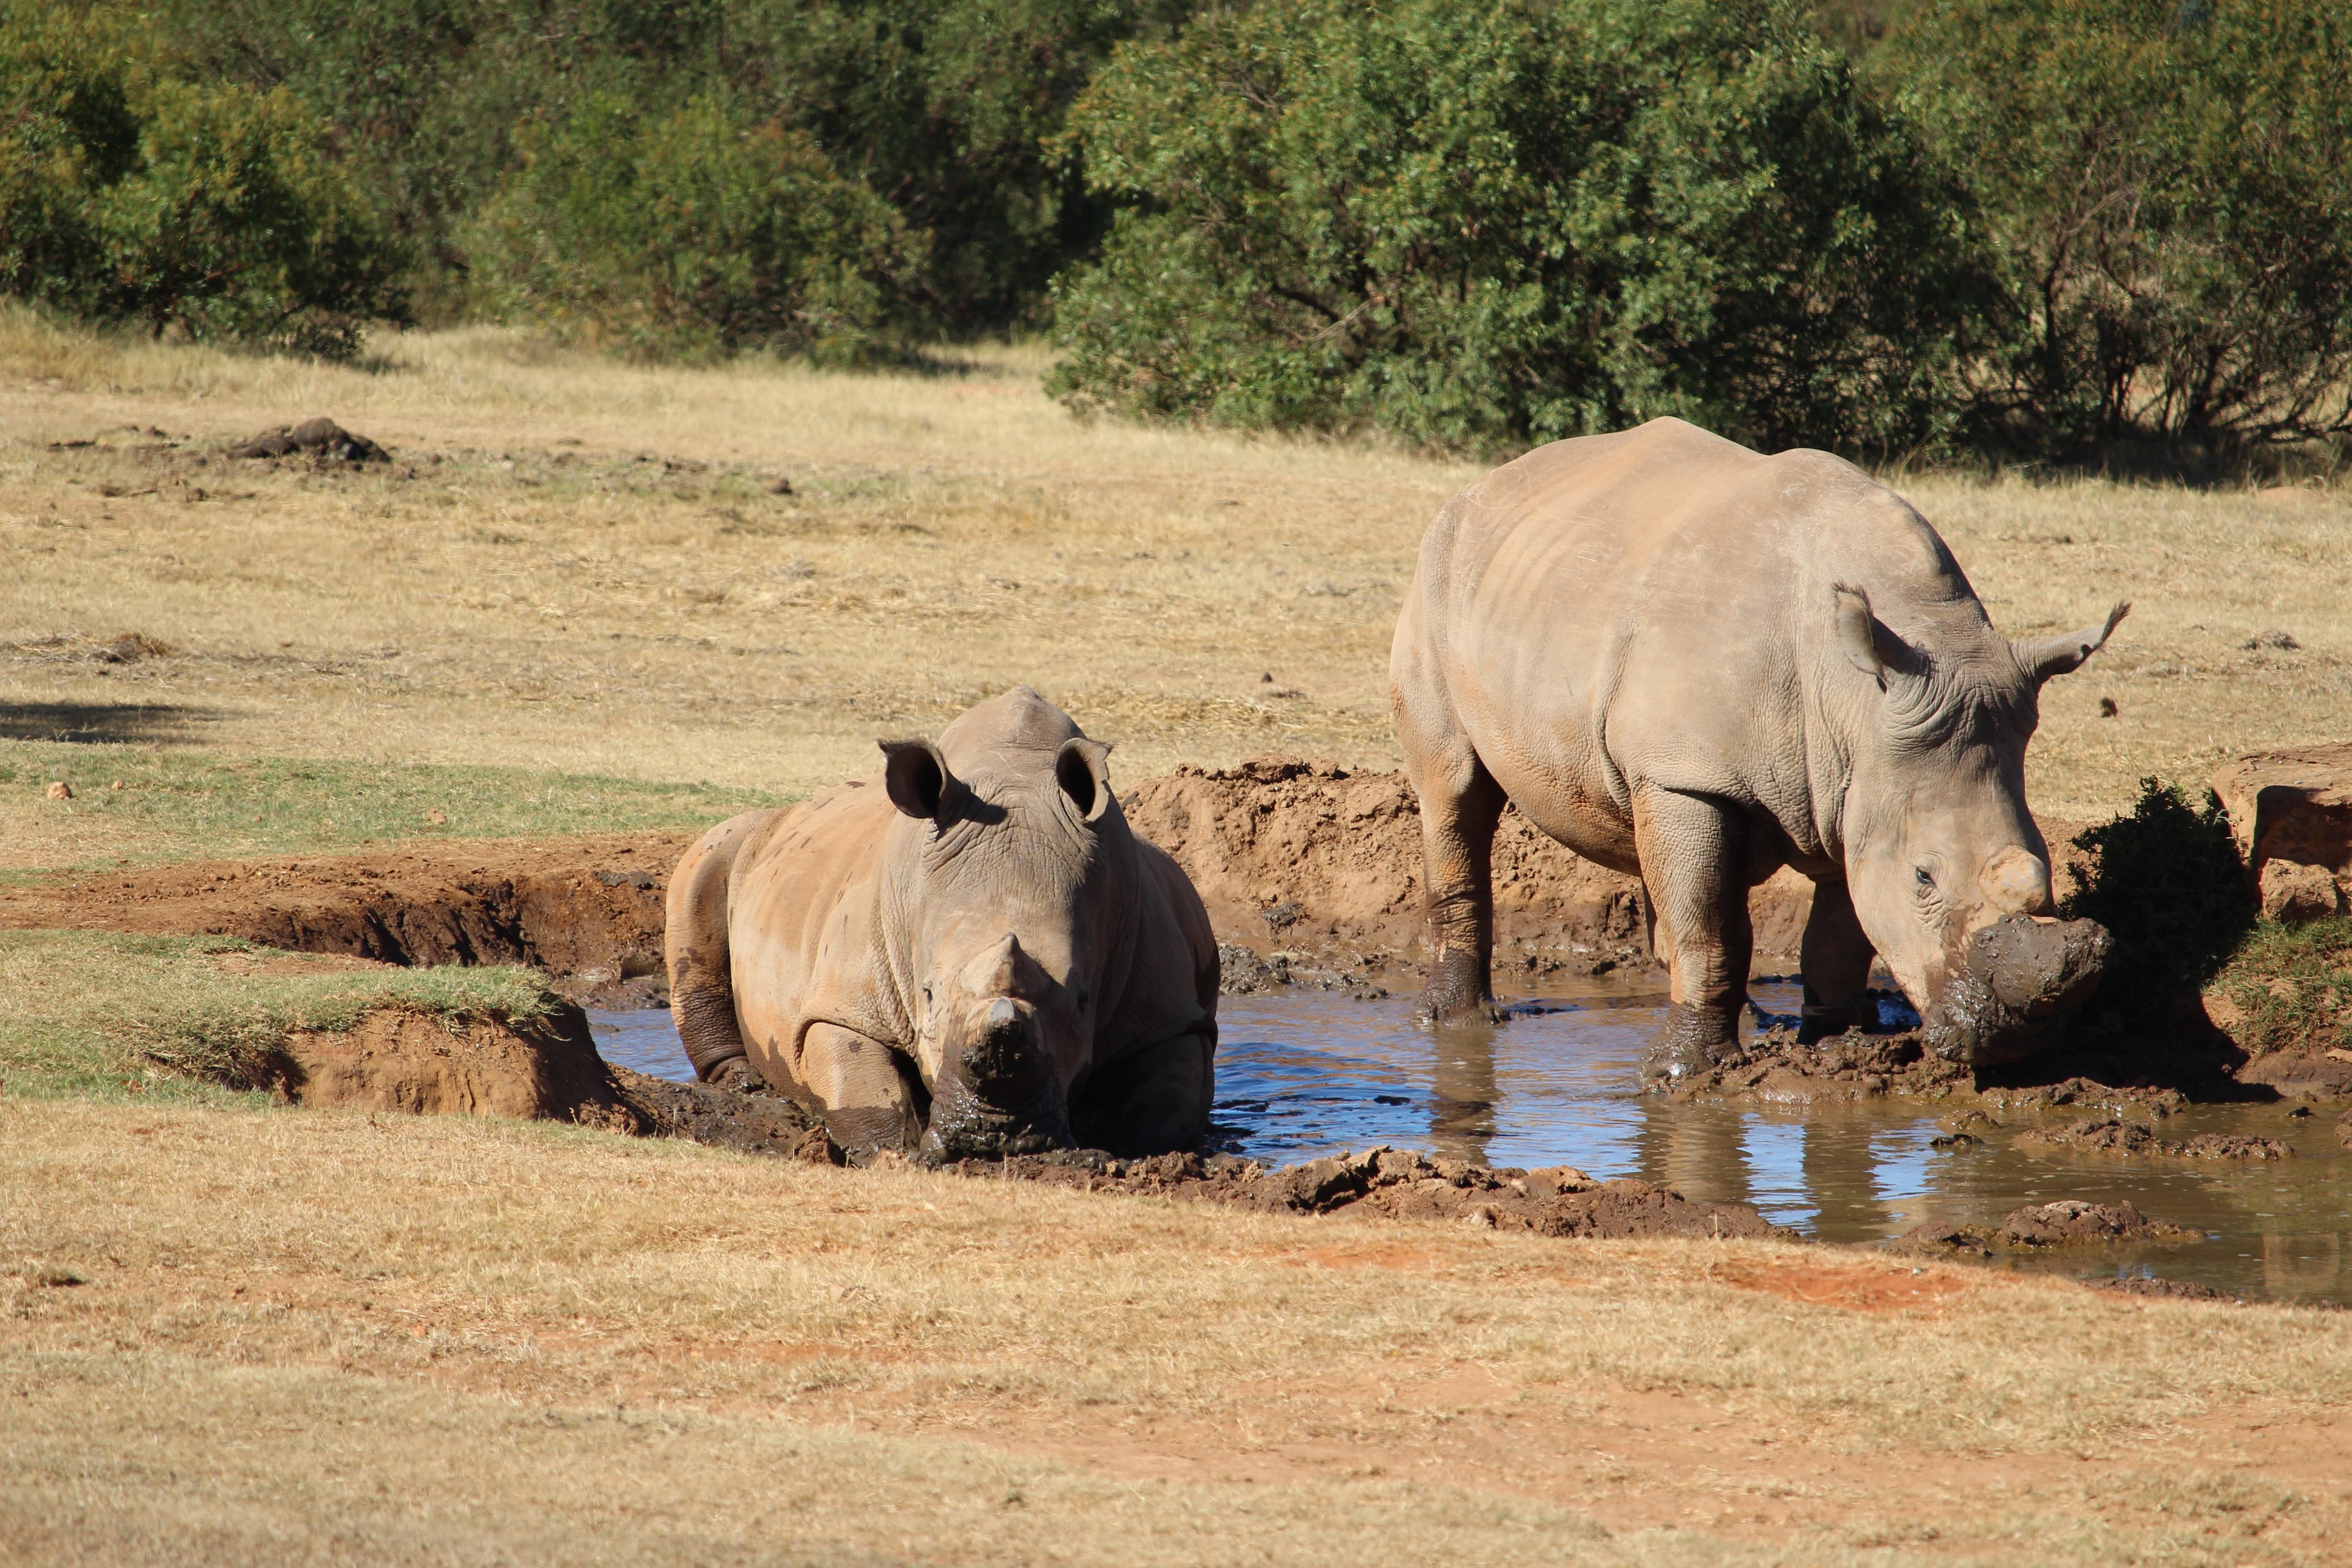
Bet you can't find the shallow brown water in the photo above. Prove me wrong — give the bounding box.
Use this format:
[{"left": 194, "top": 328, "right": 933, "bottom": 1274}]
[{"left": 591, "top": 980, "right": 2351, "bottom": 1306}]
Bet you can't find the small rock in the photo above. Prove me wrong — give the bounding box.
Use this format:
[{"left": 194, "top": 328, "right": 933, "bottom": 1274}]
[
  {"left": 2001, "top": 1199, "right": 2172, "bottom": 1247},
  {"left": 424, "top": 808, "right": 448, "bottom": 825},
  {"left": 2098, "top": 696, "right": 2118, "bottom": 717},
  {"left": 2243, "top": 630, "right": 2300, "bottom": 651},
  {"left": 109, "top": 778, "right": 124, "bottom": 790},
  {"left": 2258, "top": 859, "right": 2343, "bottom": 923},
  {"left": 768, "top": 477, "right": 795, "bottom": 495},
  {"left": 44, "top": 781, "right": 72, "bottom": 800}
]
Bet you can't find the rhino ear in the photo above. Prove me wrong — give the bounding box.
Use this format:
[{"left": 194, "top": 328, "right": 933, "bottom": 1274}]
[
  {"left": 1832, "top": 584, "right": 1923, "bottom": 691},
  {"left": 879, "top": 739, "right": 962, "bottom": 820},
  {"left": 2015, "top": 602, "right": 2130, "bottom": 684},
  {"left": 1055, "top": 737, "right": 1113, "bottom": 823}
]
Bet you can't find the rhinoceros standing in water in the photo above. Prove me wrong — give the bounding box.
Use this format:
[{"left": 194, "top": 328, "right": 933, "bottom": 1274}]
[
  {"left": 1390, "top": 419, "right": 2121, "bottom": 1079},
  {"left": 665, "top": 689, "right": 1219, "bottom": 1157}
]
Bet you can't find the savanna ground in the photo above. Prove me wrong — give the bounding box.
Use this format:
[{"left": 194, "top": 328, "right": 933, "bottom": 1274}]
[{"left": 6, "top": 310, "right": 2352, "bottom": 1565}]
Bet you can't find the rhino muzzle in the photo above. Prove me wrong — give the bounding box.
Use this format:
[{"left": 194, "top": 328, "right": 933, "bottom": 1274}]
[
  {"left": 1922, "top": 912, "right": 2114, "bottom": 1066},
  {"left": 920, "top": 995, "right": 1071, "bottom": 1161}
]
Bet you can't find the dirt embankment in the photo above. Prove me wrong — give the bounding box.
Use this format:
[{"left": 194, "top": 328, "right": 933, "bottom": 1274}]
[
  {"left": 0, "top": 757, "right": 2094, "bottom": 993},
  {"left": 278, "top": 1004, "right": 640, "bottom": 1132},
  {"left": 1121, "top": 756, "right": 1836, "bottom": 973},
  {"left": 0, "top": 834, "right": 689, "bottom": 1004}
]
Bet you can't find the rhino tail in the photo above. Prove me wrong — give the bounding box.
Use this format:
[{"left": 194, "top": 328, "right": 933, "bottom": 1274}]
[{"left": 666, "top": 815, "right": 757, "bottom": 1082}]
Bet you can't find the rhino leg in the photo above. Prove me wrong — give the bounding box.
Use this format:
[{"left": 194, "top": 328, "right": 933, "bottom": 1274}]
[
  {"left": 1071, "top": 1027, "right": 1216, "bottom": 1156},
  {"left": 1798, "top": 876, "right": 1875, "bottom": 1043},
  {"left": 1633, "top": 786, "right": 1751, "bottom": 1082},
  {"left": 1406, "top": 742, "right": 1507, "bottom": 1024},
  {"left": 666, "top": 816, "right": 757, "bottom": 1082},
  {"left": 800, "top": 1021, "right": 924, "bottom": 1154}
]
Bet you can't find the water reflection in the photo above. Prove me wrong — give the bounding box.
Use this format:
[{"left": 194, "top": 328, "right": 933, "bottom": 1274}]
[
  {"left": 1211, "top": 984, "right": 2350, "bottom": 1306},
  {"left": 595, "top": 986, "right": 2350, "bottom": 1305}
]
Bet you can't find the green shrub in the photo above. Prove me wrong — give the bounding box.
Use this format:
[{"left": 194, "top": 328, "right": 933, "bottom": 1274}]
[
  {"left": 466, "top": 90, "right": 917, "bottom": 359},
  {"left": 2060, "top": 778, "right": 2253, "bottom": 1033},
  {"left": 0, "top": 7, "right": 403, "bottom": 356},
  {"left": 1049, "top": 0, "right": 1982, "bottom": 453},
  {"left": 1880, "top": 0, "right": 2352, "bottom": 457}
]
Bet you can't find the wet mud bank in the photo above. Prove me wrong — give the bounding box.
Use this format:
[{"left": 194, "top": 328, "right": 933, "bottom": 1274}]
[{"left": 608, "top": 1064, "right": 1788, "bottom": 1240}]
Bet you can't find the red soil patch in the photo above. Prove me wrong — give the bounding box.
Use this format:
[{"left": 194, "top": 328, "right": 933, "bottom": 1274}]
[{"left": 1714, "top": 1259, "right": 1975, "bottom": 1312}]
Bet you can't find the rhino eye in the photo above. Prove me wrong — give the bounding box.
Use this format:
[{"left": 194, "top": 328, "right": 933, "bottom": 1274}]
[{"left": 1914, "top": 866, "right": 1936, "bottom": 890}]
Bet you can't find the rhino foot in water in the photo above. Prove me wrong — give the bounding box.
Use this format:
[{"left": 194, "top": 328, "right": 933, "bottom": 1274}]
[
  {"left": 664, "top": 688, "right": 1220, "bottom": 1162},
  {"left": 1923, "top": 913, "right": 2114, "bottom": 1066},
  {"left": 1389, "top": 417, "right": 2123, "bottom": 1079}
]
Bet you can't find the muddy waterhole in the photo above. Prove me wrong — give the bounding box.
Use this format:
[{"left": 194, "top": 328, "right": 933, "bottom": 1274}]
[{"left": 591, "top": 980, "right": 2348, "bottom": 1306}]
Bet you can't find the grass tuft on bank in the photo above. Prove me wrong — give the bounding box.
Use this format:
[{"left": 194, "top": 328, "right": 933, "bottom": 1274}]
[
  {"left": 0, "top": 930, "right": 554, "bottom": 1100},
  {"left": 0, "top": 741, "right": 781, "bottom": 875},
  {"left": 2218, "top": 917, "right": 2352, "bottom": 1058}
]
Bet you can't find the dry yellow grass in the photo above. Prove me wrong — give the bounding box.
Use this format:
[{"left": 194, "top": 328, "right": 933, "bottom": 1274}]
[
  {"left": 5, "top": 306, "right": 2348, "bottom": 840},
  {"left": 5, "top": 1095, "right": 2350, "bottom": 1566}
]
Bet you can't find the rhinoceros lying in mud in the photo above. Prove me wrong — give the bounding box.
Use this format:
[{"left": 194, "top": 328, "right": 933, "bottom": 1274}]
[
  {"left": 665, "top": 688, "right": 1219, "bottom": 1157},
  {"left": 1390, "top": 418, "right": 2119, "bottom": 1077}
]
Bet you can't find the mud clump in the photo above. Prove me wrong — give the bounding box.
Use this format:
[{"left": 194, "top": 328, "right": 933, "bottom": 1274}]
[
  {"left": 2092, "top": 1275, "right": 2242, "bottom": 1304},
  {"left": 230, "top": 417, "right": 389, "bottom": 463},
  {"left": 1923, "top": 913, "right": 2114, "bottom": 1067},
  {"left": 1671, "top": 1028, "right": 1968, "bottom": 1103},
  {"left": 1896, "top": 1199, "right": 2194, "bottom": 1258},
  {"left": 2001, "top": 1200, "right": 2186, "bottom": 1247},
  {"left": 607, "top": 1066, "right": 839, "bottom": 1162},
  {"left": 2019, "top": 1117, "right": 2293, "bottom": 1160}
]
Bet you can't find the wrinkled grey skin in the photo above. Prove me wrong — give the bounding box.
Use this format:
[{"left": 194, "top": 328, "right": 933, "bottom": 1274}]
[
  {"left": 665, "top": 688, "right": 1220, "bottom": 1158},
  {"left": 1389, "top": 418, "right": 2123, "bottom": 1079}
]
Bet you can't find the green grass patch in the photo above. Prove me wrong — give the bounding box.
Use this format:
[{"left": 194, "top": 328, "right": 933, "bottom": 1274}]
[
  {"left": 0, "top": 930, "right": 556, "bottom": 1102},
  {"left": 2217, "top": 916, "right": 2352, "bottom": 1057},
  {"left": 0, "top": 740, "right": 786, "bottom": 876}
]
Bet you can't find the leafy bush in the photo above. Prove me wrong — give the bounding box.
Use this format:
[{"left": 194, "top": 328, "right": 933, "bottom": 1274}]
[
  {"left": 1049, "top": 0, "right": 1981, "bottom": 453},
  {"left": 1880, "top": 0, "right": 2352, "bottom": 456},
  {"left": 466, "top": 90, "right": 917, "bottom": 359},
  {"left": 2060, "top": 778, "right": 2253, "bottom": 1032},
  {"left": 0, "top": 8, "right": 403, "bottom": 355},
  {"left": 141, "top": 0, "right": 1177, "bottom": 337}
]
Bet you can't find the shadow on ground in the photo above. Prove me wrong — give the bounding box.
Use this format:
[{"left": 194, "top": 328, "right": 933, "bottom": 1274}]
[{"left": 0, "top": 702, "right": 225, "bottom": 744}]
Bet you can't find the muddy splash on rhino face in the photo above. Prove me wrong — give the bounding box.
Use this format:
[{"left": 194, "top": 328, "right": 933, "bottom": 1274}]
[{"left": 1920, "top": 913, "right": 2114, "bottom": 1066}]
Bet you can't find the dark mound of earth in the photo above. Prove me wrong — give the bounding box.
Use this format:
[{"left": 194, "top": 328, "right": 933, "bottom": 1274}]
[
  {"left": 1894, "top": 1200, "right": 2196, "bottom": 1258},
  {"left": 2018, "top": 1117, "right": 2293, "bottom": 1160},
  {"left": 230, "top": 416, "right": 389, "bottom": 462},
  {"left": 2091, "top": 1276, "right": 2242, "bottom": 1303}
]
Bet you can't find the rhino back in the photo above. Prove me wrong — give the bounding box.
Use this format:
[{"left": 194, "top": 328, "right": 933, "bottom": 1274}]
[
  {"left": 1411, "top": 418, "right": 1983, "bottom": 858},
  {"left": 1093, "top": 833, "right": 1219, "bottom": 1065},
  {"left": 725, "top": 779, "right": 910, "bottom": 1088}
]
